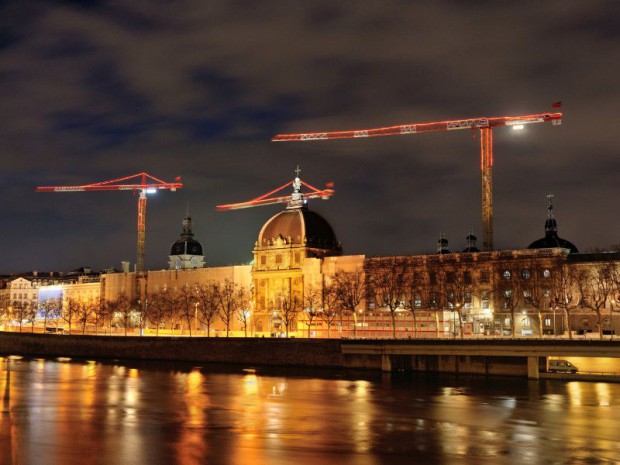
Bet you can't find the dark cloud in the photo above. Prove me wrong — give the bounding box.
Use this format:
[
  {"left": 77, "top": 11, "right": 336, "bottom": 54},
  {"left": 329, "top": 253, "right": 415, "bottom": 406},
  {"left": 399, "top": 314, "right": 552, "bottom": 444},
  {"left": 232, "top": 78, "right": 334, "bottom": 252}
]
[{"left": 0, "top": 0, "right": 619, "bottom": 273}]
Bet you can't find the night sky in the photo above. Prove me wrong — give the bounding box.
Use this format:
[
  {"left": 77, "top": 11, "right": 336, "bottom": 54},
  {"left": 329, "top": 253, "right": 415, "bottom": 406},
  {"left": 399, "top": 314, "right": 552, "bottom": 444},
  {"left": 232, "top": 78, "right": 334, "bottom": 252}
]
[{"left": 1, "top": 1, "right": 619, "bottom": 274}]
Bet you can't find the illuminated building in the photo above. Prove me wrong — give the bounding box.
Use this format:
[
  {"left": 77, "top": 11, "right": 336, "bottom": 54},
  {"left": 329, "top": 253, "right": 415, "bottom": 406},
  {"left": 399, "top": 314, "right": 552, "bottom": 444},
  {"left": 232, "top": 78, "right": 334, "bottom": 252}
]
[
  {"left": 5, "top": 182, "right": 618, "bottom": 338},
  {"left": 93, "top": 185, "right": 620, "bottom": 338}
]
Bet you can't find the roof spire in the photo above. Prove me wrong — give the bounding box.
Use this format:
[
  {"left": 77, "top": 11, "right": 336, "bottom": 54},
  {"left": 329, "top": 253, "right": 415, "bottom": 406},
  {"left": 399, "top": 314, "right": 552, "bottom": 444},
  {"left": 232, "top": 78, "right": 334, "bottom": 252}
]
[
  {"left": 547, "top": 193, "right": 554, "bottom": 219},
  {"left": 287, "top": 165, "right": 305, "bottom": 209},
  {"left": 545, "top": 193, "right": 557, "bottom": 235}
]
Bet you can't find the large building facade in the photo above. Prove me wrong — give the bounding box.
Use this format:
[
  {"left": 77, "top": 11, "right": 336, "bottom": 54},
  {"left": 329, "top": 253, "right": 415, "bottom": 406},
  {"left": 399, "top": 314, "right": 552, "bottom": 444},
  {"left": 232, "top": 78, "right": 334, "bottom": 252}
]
[
  {"left": 3, "top": 183, "right": 619, "bottom": 338},
  {"left": 94, "top": 184, "right": 620, "bottom": 339}
]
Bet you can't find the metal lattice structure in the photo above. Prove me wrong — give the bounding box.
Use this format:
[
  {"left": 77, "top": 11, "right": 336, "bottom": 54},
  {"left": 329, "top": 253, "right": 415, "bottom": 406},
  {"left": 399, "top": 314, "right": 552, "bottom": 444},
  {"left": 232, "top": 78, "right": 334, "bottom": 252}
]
[
  {"left": 272, "top": 111, "right": 563, "bottom": 251},
  {"left": 37, "top": 172, "right": 182, "bottom": 273}
]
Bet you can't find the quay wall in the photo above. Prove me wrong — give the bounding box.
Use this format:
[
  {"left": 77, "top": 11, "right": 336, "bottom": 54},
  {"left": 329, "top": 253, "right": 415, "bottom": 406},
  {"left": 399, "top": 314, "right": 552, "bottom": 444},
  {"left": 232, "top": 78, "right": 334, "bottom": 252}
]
[
  {"left": 0, "top": 332, "right": 358, "bottom": 369},
  {"left": 0, "top": 332, "right": 572, "bottom": 377}
]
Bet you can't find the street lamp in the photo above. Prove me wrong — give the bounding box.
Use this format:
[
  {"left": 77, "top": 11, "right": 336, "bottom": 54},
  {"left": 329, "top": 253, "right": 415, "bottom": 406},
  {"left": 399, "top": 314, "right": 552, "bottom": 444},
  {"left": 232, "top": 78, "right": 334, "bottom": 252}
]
[{"left": 194, "top": 302, "right": 199, "bottom": 336}]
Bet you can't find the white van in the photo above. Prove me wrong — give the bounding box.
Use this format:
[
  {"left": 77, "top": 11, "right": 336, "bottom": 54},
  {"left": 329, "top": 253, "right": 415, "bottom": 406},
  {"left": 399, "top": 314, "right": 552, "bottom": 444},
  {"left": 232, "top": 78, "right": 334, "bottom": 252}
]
[{"left": 548, "top": 359, "right": 578, "bottom": 374}]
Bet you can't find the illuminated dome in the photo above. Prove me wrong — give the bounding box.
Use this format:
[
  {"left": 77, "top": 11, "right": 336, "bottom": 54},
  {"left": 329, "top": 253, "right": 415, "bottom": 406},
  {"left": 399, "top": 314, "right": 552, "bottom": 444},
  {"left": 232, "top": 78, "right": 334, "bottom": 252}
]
[
  {"left": 258, "top": 206, "right": 341, "bottom": 251},
  {"left": 528, "top": 195, "right": 578, "bottom": 253}
]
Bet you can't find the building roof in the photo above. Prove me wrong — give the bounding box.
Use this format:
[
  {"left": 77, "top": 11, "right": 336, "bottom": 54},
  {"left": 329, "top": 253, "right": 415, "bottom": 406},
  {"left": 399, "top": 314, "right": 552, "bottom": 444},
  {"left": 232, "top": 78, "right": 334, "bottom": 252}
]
[
  {"left": 258, "top": 206, "right": 341, "bottom": 251},
  {"left": 170, "top": 215, "right": 204, "bottom": 256},
  {"left": 528, "top": 194, "right": 578, "bottom": 253}
]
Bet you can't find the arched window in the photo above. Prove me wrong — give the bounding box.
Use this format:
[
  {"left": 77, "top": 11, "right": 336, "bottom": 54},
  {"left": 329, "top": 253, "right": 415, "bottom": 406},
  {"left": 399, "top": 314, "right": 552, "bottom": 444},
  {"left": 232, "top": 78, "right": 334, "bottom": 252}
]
[{"left": 503, "top": 270, "right": 511, "bottom": 280}]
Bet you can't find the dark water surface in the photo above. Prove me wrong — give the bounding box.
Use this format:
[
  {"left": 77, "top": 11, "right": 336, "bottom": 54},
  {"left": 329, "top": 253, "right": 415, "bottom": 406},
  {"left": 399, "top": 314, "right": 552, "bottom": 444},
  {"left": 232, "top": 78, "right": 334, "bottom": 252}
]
[{"left": 1, "top": 356, "right": 619, "bottom": 465}]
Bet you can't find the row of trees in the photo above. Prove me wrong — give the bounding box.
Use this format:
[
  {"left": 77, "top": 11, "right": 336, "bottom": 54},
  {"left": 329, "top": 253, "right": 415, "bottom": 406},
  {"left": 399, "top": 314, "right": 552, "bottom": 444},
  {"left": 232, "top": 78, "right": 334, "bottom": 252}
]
[
  {"left": 4, "top": 260, "right": 620, "bottom": 339},
  {"left": 365, "top": 257, "right": 620, "bottom": 339},
  {"left": 0, "top": 280, "right": 252, "bottom": 337},
  {"left": 277, "top": 269, "right": 366, "bottom": 338}
]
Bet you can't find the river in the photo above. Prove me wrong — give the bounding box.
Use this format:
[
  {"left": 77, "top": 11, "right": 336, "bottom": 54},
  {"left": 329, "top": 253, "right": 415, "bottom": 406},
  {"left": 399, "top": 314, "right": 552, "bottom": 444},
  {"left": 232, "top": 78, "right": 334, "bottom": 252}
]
[{"left": 1, "top": 356, "right": 619, "bottom": 464}]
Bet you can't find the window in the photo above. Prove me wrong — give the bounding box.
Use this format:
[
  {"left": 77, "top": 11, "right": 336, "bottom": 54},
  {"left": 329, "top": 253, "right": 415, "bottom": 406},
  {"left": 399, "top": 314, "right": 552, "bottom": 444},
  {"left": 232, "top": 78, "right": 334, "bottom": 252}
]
[
  {"left": 429, "top": 273, "right": 437, "bottom": 285},
  {"left": 522, "top": 317, "right": 532, "bottom": 328},
  {"left": 522, "top": 269, "right": 531, "bottom": 279},
  {"left": 481, "top": 291, "right": 489, "bottom": 309},
  {"left": 446, "top": 272, "right": 455, "bottom": 284},
  {"left": 503, "top": 270, "right": 511, "bottom": 280},
  {"left": 275, "top": 254, "right": 283, "bottom": 264},
  {"left": 544, "top": 318, "right": 552, "bottom": 326},
  {"left": 294, "top": 252, "right": 301, "bottom": 263},
  {"left": 543, "top": 269, "right": 551, "bottom": 278},
  {"left": 414, "top": 293, "right": 422, "bottom": 308},
  {"left": 480, "top": 270, "right": 490, "bottom": 284},
  {"left": 504, "top": 318, "right": 511, "bottom": 327},
  {"left": 464, "top": 271, "right": 472, "bottom": 285},
  {"left": 260, "top": 256, "right": 267, "bottom": 265}
]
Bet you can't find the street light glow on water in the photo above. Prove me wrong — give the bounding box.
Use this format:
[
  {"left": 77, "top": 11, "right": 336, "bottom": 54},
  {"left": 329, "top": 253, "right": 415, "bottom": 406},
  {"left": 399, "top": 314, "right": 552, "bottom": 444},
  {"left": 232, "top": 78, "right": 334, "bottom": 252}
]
[{"left": 2, "top": 356, "right": 620, "bottom": 464}]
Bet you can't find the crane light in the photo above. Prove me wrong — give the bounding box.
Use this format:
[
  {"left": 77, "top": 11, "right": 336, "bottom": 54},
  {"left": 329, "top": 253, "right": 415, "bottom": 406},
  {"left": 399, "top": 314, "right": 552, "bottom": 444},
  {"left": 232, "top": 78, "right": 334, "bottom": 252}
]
[
  {"left": 512, "top": 124, "right": 525, "bottom": 130},
  {"left": 145, "top": 188, "right": 157, "bottom": 194}
]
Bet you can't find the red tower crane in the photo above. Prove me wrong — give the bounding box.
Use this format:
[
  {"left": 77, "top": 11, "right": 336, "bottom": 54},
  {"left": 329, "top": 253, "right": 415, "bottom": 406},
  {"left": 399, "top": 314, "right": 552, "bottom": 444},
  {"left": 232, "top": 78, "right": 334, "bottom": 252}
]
[
  {"left": 272, "top": 111, "right": 563, "bottom": 251},
  {"left": 216, "top": 166, "right": 334, "bottom": 211},
  {"left": 36, "top": 172, "right": 182, "bottom": 273}
]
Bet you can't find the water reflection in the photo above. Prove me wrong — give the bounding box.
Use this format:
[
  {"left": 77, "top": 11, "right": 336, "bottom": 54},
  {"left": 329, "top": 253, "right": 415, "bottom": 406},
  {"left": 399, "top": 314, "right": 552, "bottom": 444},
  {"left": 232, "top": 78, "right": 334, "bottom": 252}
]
[{"left": 2, "top": 358, "right": 620, "bottom": 464}]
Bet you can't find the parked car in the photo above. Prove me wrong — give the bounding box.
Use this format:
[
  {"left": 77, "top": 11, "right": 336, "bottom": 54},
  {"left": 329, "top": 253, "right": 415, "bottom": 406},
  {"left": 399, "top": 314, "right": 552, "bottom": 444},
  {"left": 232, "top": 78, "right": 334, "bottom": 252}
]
[
  {"left": 44, "top": 327, "right": 66, "bottom": 334},
  {"left": 548, "top": 359, "right": 578, "bottom": 374}
]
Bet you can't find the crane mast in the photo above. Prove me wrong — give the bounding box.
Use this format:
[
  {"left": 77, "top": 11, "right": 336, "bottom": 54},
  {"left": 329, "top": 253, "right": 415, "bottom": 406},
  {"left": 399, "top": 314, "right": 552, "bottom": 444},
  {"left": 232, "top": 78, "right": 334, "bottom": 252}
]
[{"left": 272, "top": 111, "right": 562, "bottom": 251}]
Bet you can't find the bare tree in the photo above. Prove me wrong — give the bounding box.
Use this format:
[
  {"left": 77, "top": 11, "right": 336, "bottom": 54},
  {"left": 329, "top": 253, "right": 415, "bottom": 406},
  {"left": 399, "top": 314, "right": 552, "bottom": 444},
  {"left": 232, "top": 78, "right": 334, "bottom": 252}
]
[
  {"left": 39, "top": 297, "right": 61, "bottom": 331},
  {"left": 522, "top": 264, "right": 551, "bottom": 338},
  {"left": 110, "top": 293, "right": 133, "bottom": 336},
  {"left": 332, "top": 269, "right": 365, "bottom": 338},
  {"left": 303, "top": 284, "right": 321, "bottom": 338},
  {"left": 98, "top": 299, "right": 115, "bottom": 335},
  {"left": 275, "top": 290, "right": 302, "bottom": 338},
  {"left": 403, "top": 267, "right": 425, "bottom": 339},
  {"left": 11, "top": 301, "right": 27, "bottom": 333},
  {"left": 79, "top": 298, "right": 97, "bottom": 334},
  {"left": 366, "top": 258, "right": 407, "bottom": 339},
  {"left": 321, "top": 279, "right": 342, "bottom": 338},
  {"left": 74, "top": 299, "right": 88, "bottom": 334},
  {"left": 442, "top": 267, "right": 473, "bottom": 339},
  {"left": 236, "top": 286, "right": 252, "bottom": 337},
  {"left": 425, "top": 269, "right": 445, "bottom": 338},
  {"left": 177, "top": 283, "right": 198, "bottom": 336},
  {"left": 493, "top": 267, "right": 526, "bottom": 338},
  {"left": 195, "top": 283, "right": 220, "bottom": 337},
  {"left": 62, "top": 297, "right": 83, "bottom": 334},
  {"left": 549, "top": 264, "right": 582, "bottom": 339},
  {"left": 580, "top": 262, "right": 614, "bottom": 339},
  {"left": 146, "top": 289, "right": 170, "bottom": 336},
  {"left": 216, "top": 279, "right": 243, "bottom": 337}
]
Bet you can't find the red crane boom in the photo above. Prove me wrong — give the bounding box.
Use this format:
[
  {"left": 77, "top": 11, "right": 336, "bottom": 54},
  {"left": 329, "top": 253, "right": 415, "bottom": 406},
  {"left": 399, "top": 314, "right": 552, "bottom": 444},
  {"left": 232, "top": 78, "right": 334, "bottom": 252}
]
[
  {"left": 272, "top": 111, "right": 562, "bottom": 251},
  {"left": 37, "top": 172, "right": 182, "bottom": 274},
  {"left": 217, "top": 166, "right": 334, "bottom": 211}
]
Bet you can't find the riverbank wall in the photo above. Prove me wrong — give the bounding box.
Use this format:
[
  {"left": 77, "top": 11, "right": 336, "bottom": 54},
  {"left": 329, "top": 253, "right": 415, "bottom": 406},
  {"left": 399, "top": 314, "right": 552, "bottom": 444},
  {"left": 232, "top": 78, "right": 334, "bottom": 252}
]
[
  {"left": 8, "top": 332, "right": 620, "bottom": 381},
  {"left": 0, "top": 332, "right": 365, "bottom": 369},
  {"left": 0, "top": 332, "right": 544, "bottom": 378}
]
